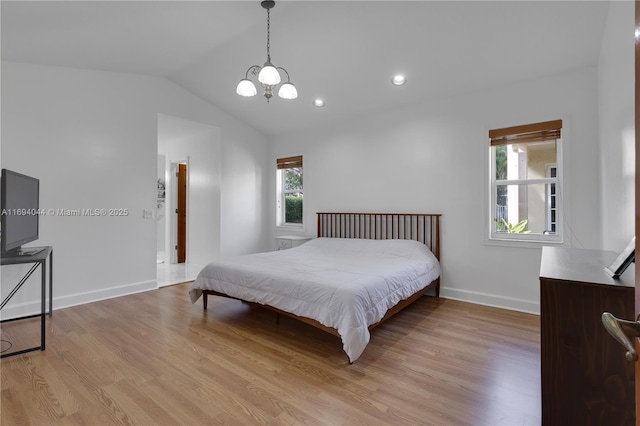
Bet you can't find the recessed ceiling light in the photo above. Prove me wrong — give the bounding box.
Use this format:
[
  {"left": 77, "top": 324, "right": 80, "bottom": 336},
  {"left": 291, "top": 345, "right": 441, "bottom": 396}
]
[
  {"left": 392, "top": 74, "right": 406, "bottom": 86},
  {"left": 313, "top": 99, "right": 325, "bottom": 107},
  {"left": 636, "top": 27, "right": 640, "bottom": 40}
]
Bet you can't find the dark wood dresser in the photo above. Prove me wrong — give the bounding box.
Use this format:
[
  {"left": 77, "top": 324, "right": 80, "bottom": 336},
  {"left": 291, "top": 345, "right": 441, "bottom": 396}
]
[{"left": 540, "top": 246, "right": 635, "bottom": 426}]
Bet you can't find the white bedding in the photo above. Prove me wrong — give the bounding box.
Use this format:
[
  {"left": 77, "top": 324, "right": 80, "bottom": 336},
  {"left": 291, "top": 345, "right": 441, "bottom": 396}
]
[{"left": 188, "top": 237, "right": 440, "bottom": 362}]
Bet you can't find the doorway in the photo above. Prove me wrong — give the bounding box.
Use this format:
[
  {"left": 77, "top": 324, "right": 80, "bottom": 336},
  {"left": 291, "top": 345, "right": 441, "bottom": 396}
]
[
  {"left": 156, "top": 159, "right": 198, "bottom": 287},
  {"left": 156, "top": 113, "right": 222, "bottom": 287}
]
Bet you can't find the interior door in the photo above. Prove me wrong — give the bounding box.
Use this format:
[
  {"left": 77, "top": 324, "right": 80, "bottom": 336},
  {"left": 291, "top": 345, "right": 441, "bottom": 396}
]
[
  {"left": 177, "top": 163, "right": 187, "bottom": 263},
  {"left": 636, "top": 0, "right": 640, "bottom": 419},
  {"left": 602, "top": 0, "right": 640, "bottom": 421}
]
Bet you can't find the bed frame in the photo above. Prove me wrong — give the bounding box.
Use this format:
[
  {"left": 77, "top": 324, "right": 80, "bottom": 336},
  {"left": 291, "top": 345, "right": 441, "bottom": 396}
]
[{"left": 201, "top": 212, "right": 441, "bottom": 345}]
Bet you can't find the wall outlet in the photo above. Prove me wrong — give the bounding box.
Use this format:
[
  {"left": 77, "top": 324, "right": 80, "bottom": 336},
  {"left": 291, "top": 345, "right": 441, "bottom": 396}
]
[{"left": 143, "top": 209, "right": 154, "bottom": 219}]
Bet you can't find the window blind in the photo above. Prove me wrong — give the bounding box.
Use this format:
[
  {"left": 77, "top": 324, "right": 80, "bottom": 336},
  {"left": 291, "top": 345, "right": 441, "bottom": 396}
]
[
  {"left": 489, "top": 119, "right": 562, "bottom": 146},
  {"left": 276, "top": 155, "right": 303, "bottom": 169}
]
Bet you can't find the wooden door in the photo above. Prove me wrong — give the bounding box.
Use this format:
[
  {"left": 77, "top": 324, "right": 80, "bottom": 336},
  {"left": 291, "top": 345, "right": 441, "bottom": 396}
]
[
  {"left": 601, "top": 2, "right": 640, "bottom": 422},
  {"left": 635, "top": 0, "right": 640, "bottom": 420},
  {"left": 177, "top": 163, "right": 187, "bottom": 263}
]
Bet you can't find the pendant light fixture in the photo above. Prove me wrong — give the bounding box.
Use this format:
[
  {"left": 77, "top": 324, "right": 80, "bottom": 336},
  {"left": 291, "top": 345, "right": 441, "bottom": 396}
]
[{"left": 236, "top": 1, "right": 297, "bottom": 102}]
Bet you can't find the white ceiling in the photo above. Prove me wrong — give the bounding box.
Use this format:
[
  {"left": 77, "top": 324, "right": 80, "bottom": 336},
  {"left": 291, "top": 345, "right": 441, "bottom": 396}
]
[{"left": 1, "top": 1, "right": 611, "bottom": 137}]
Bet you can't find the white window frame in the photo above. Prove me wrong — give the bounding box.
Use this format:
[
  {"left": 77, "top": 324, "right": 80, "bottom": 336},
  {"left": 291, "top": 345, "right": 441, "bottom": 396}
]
[
  {"left": 545, "top": 164, "right": 557, "bottom": 234},
  {"left": 276, "top": 161, "right": 304, "bottom": 229},
  {"left": 487, "top": 138, "right": 563, "bottom": 245}
]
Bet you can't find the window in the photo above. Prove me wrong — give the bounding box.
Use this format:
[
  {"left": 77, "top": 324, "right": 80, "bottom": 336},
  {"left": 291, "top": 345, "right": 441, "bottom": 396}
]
[
  {"left": 276, "top": 155, "right": 303, "bottom": 227},
  {"left": 488, "top": 120, "right": 562, "bottom": 243}
]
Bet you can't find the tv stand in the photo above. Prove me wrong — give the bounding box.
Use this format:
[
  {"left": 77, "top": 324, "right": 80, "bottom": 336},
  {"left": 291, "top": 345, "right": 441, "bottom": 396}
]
[
  {"left": 6, "top": 248, "right": 45, "bottom": 257},
  {"left": 0, "top": 246, "right": 53, "bottom": 358}
]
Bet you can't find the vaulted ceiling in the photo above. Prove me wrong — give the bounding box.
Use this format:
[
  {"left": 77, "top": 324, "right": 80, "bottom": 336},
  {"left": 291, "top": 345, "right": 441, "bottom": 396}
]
[{"left": 2, "top": 1, "right": 610, "bottom": 137}]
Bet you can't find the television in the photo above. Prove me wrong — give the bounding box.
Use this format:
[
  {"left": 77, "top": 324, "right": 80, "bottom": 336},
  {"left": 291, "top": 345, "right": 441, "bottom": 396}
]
[{"left": 1, "top": 169, "right": 40, "bottom": 255}]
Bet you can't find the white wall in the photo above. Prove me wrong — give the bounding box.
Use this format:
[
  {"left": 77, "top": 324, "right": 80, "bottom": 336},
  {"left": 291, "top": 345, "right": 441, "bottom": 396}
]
[
  {"left": 1, "top": 61, "right": 268, "bottom": 318},
  {"left": 269, "top": 67, "right": 602, "bottom": 314},
  {"left": 598, "top": 0, "right": 635, "bottom": 252}
]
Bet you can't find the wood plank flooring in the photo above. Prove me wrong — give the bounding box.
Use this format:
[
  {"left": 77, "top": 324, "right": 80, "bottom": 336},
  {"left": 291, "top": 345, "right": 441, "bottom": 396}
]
[{"left": 1, "top": 282, "right": 541, "bottom": 425}]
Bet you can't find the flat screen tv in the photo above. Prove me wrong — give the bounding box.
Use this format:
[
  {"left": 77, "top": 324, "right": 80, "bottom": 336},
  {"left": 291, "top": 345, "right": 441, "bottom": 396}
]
[{"left": 1, "top": 169, "right": 40, "bottom": 254}]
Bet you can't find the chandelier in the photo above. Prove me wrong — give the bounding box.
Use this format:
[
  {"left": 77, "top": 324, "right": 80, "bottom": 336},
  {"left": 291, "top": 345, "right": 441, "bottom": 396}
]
[{"left": 236, "top": 1, "right": 297, "bottom": 102}]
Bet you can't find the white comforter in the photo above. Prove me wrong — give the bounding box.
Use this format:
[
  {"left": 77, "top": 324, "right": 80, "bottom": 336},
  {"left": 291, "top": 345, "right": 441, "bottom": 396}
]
[{"left": 188, "top": 237, "right": 440, "bottom": 362}]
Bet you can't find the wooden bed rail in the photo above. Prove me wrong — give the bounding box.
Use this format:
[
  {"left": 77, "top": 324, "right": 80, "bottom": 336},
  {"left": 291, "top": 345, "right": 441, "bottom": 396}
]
[{"left": 317, "top": 212, "right": 441, "bottom": 261}]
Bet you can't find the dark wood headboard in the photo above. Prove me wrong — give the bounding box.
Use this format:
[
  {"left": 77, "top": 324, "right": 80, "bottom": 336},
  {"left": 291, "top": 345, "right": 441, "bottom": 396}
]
[{"left": 316, "top": 212, "right": 441, "bottom": 261}]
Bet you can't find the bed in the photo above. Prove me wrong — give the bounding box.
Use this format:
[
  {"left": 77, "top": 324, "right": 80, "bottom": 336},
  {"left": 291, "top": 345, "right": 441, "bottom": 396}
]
[{"left": 188, "top": 212, "right": 441, "bottom": 362}]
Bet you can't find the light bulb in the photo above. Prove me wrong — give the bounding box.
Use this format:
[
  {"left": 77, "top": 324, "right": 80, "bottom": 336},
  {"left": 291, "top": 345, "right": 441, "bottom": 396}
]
[
  {"left": 278, "top": 82, "right": 298, "bottom": 99},
  {"left": 392, "top": 75, "right": 406, "bottom": 86},
  {"left": 258, "top": 63, "right": 281, "bottom": 85},
  {"left": 236, "top": 79, "right": 257, "bottom": 97}
]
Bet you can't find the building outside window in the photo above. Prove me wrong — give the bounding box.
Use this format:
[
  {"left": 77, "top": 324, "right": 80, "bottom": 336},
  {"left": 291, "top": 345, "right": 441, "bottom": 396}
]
[
  {"left": 276, "top": 155, "right": 303, "bottom": 227},
  {"left": 489, "top": 120, "right": 562, "bottom": 243}
]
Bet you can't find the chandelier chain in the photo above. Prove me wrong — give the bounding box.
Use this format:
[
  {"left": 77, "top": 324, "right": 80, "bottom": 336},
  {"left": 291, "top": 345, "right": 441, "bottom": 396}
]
[{"left": 266, "top": 7, "right": 271, "bottom": 62}]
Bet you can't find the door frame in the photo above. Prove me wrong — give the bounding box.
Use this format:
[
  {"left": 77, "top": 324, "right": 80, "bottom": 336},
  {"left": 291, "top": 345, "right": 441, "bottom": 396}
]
[{"left": 635, "top": 0, "right": 639, "bottom": 419}]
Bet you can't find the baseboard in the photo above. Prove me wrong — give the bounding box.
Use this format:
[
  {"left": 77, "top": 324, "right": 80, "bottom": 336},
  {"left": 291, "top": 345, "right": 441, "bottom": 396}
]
[
  {"left": 0, "top": 280, "right": 157, "bottom": 321},
  {"left": 440, "top": 287, "right": 540, "bottom": 315},
  {"left": 0, "top": 281, "right": 538, "bottom": 320}
]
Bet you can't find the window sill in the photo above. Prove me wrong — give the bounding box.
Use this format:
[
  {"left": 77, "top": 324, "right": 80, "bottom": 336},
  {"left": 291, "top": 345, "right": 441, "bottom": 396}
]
[
  {"left": 484, "top": 237, "right": 564, "bottom": 249},
  {"left": 276, "top": 223, "right": 305, "bottom": 233}
]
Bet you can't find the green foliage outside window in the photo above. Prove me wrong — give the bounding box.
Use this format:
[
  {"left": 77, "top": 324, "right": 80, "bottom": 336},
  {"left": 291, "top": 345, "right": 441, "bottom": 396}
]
[
  {"left": 495, "top": 145, "right": 507, "bottom": 206},
  {"left": 285, "top": 168, "right": 303, "bottom": 191},
  {"left": 495, "top": 218, "right": 531, "bottom": 234},
  {"left": 283, "top": 166, "right": 303, "bottom": 224},
  {"left": 285, "top": 196, "right": 303, "bottom": 223}
]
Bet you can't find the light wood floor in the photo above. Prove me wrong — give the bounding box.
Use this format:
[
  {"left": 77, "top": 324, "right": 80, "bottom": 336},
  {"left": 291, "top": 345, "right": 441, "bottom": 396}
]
[{"left": 1, "top": 282, "right": 540, "bottom": 425}]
